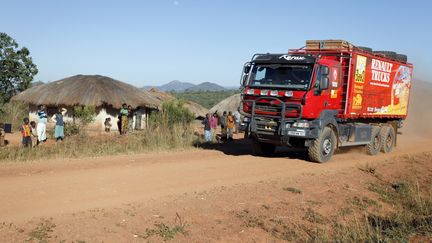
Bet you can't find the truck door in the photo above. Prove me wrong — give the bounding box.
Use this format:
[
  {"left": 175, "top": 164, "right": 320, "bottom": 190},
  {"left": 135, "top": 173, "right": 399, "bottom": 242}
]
[{"left": 304, "top": 61, "right": 342, "bottom": 118}]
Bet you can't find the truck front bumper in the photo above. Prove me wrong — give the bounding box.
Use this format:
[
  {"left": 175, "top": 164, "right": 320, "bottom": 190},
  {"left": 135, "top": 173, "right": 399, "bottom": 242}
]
[{"left": 249, "top": 118, "right": 321, "bottom": 145}]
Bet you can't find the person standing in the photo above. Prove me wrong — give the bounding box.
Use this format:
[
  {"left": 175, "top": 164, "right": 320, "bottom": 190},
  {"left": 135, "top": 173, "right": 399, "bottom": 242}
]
[
  {"left": 30, "top": 121, "right": 38, "bottom": 147},
  {"left": 19, "top": 118, "right": 32, "bottom": 148},
  {"left": 104, "top": 118, "right": 112, "bottom": 132},
  {"left": 210, "top": 113, "right": 218, "bottom": 141},
  {"left": 52, "top": 108, "right": 66, "bottom": 141},
  {"left": 202, "top": 114, "right": 212, "bottom": 142},
  {"left": 127, "top": 105, "right": 134, "bottom": 132},
  {"left": 37, "top": 105, "right": 48, "bottom": 144},
  {"left": 233, "top": 110, "right": 241, "bottom": 134},
  {"left": 220, "top": 111, "right": 227, "bottom": 141},
  {"left": 227, "top": 111, "right": 235, "bottom": 141},
  {"left": 119, "top": 104, "right": 129, "bottom": 135}
]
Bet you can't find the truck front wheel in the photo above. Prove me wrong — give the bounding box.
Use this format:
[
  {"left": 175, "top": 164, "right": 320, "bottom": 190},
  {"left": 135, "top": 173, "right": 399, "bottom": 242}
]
[
  {"left": 380, "top": 126, "right": 395, "bottom": 153},
  {"left": 252, "top": 139, "right": 276, "bottom": 157},
  {"left": 308, "top": 127, "right": 336, "bottom": 163},
  {"left": 366, "top": 127, "right": 382, "bottom": 155}
]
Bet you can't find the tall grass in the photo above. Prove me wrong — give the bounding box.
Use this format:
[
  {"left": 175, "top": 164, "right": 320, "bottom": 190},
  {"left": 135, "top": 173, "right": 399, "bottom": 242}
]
[
  {"left": 0, "top": 100, "right": 199, "bottom": 162},
  {"left": 0, "top": 124, "right": 197, "bottom": 162}
]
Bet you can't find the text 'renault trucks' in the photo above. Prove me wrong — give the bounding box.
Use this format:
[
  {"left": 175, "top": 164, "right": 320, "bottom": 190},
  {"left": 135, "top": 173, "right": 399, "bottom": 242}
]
[{"left": 240, "top": 40, "right": 413, "bottom": 162}]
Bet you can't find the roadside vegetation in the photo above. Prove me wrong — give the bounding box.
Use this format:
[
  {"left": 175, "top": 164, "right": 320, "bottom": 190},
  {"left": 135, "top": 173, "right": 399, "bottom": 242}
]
[
  {"left": 0, "top": 101, "right": 28, "bottom": 132},
  {"left": 170, "top": 90, "right": 238, "bottom": 109},
  {"left": 236, "top": 153, "right": 432, "bottom": 242},
  {"left": 0, "top": 100, "right": 199, "bottom": 162}
]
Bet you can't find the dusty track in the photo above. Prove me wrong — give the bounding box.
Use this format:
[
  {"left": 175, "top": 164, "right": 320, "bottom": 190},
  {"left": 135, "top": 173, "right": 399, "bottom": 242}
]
[
  {"left": 1, "top": 133, "right": 431, "bottom": 223},
  {"left": 0, "top": 81, "right": 431, "bottom": 242}
]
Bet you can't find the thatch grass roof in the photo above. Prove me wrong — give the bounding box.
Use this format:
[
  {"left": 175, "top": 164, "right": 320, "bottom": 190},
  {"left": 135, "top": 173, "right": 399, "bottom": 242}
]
[
  {"left": 210, "top": 94, "right": 241, "bottom": 114},
  {"left": 148, "top": 88, "right": 208, "bottom": 118},
  {"left": 13, "top": 75, "right": 161, "bottom": 109}
]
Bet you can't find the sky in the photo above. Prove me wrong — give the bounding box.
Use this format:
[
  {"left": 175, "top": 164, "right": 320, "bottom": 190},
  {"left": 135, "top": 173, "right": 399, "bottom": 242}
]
[{"left": 1, "top": 0, "right": 431, "bottom": 87}]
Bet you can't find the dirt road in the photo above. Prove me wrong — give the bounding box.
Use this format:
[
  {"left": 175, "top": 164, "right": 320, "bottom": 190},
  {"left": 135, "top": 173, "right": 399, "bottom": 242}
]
[
  {"left": 1, "top": 133, "right": 431, "bottom": 222},
  {"left": 0, "top": 81, "right": 431, "bottom": 242}
]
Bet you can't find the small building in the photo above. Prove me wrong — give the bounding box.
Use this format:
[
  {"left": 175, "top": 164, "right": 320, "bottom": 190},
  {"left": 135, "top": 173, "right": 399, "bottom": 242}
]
[
  {"left": 210, "top": 94, "right": 241, "bottom": 114},
  {"left": 12, "top": 75, "right": 161, "bottom": 131}
]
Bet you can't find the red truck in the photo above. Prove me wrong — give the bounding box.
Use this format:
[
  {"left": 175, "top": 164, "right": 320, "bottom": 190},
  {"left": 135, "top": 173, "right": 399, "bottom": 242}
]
[{"left": 240, "top": 40, "right": 413, "bottom": 162}]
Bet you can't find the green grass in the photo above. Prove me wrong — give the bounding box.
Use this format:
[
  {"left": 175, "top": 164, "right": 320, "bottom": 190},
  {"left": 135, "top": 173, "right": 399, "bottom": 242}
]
[
  {"left": 136, "top": 213, "right": 188, "bottom": 241},
  {"left": 170, "top": 90, "right": 239, "bottom": 109},
  {"left": 27, "top": 218, "right": 56, "bottom": 243}
]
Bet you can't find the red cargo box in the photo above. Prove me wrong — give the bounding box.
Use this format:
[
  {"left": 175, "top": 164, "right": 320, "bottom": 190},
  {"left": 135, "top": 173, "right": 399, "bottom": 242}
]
[{"left": 344, "top": 52, "right": 413, "bottom": 119}]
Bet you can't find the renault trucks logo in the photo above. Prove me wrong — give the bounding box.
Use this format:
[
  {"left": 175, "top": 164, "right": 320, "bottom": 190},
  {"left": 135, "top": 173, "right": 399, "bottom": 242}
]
[{"left": 279, "top": 55, "right": 306, "bottom": 61}]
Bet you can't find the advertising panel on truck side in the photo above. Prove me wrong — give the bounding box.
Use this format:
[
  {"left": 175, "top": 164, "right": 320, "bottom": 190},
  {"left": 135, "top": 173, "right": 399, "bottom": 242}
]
[{"left": 347, "top": 53, "right": 413, "bottom": 118}]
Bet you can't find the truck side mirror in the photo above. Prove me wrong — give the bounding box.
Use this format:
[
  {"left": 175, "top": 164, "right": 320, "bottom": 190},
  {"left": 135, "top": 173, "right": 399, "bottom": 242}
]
[
  {"left": 320, "top": 77, "right": 329, "bottom": 90},
  {"left": 321, "top": 66, "right": 329, "bottom": 75},
  {"left": 241, "top": 75, "right": 248, "bottom": 86},
  {"left": 243, "top": 64, "right": 251, "bottom": 74}
]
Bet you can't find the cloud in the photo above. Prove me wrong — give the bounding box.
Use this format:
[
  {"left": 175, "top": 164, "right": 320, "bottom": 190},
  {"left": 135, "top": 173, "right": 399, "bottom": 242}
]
[{"left": 173, "top": 1, "right": 180, "bottom": 6}]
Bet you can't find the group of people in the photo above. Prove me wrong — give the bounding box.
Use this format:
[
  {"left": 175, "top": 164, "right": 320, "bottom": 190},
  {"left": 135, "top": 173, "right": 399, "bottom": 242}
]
[
  {"left": 202, "top": 110, "right": 241, "bottom": 142},
  {"left": 20, "top": 105, "right": 66, "bottom": 148},
  {"left": 104, "top": 103, "right": 135, "bottom": 135}
]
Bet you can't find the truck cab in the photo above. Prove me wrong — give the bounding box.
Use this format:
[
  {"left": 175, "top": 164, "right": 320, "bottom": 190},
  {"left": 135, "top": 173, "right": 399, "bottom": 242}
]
[{"left": 241, "top": 53, "right": 344, "bottom": 156}]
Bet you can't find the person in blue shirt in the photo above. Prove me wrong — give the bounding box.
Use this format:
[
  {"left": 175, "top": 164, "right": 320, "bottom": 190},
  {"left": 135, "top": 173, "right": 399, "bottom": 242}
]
[{"left": 51, "top": 108, "right": 67, "bottom": 141}]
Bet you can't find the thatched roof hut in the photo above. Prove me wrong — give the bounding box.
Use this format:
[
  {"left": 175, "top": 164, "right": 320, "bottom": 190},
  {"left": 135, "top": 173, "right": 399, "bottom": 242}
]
[
  {"left": 13, "top": 75, "right": 160, "bottom": 109},
  {"left": 210, "top": 94, "right": 241, "bottom": 114},
  {"left": 148, "top": 88, "right": 208, "bottom": 119},
  {"left": 12, "top": 75, "right": 161, "bottom": 131}
]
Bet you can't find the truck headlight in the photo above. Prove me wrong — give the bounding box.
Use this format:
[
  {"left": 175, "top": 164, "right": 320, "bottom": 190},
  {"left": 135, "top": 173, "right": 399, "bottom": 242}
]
[{"left": 292, "top": 121, "right": 310, "bottom": 128}]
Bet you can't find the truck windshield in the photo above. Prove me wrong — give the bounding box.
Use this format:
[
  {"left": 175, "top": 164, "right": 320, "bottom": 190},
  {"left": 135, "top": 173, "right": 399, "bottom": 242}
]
[{"left": 249, "top": 64, "right": 313, "bottom": 90}]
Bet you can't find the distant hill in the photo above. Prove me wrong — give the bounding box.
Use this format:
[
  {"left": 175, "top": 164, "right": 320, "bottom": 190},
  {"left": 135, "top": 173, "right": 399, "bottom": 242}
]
[
  {"left": 143, "top": 80, "right": 235, "bottom": 92},
  {"left": 157, "top": 80, "right": 195, "bottom": 92},
  {"left": 187, "top": 82, "right": 226, "bottom": 91}
]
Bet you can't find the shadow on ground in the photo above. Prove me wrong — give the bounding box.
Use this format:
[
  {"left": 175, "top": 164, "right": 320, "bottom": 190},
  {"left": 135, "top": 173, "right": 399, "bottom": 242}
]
[{"left": 196, "top": 137, "right": 310, "bottom": 161}]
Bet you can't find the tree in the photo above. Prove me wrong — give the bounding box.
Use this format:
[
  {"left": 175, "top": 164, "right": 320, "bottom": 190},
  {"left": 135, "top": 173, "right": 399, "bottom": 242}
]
[{"left": 0, "top": 32, "right": 38, "bottom": 103}]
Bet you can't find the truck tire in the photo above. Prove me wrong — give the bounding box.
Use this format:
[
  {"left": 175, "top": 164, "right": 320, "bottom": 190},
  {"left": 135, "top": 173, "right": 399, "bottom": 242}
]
[
  {"left": 308, "top": 127, "right": 336, "bottom": 163},
  {"left": 366, "top": 126, "right": 382, "bottom": 155},
  {"left": 380, "top": 126, "right": 395, "bottom": 153},
  {"left": 252, "top": 139, "right": 276, "bottom": 157}
]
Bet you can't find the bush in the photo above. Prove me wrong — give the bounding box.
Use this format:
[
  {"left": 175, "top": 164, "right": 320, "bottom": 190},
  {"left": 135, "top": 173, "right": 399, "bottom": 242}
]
[
  {"left": 73, "top": 106, "right": 96, "bottom": 126},
  {"left": 0, "top": 101, "right": 28, "bottom": 131},
  {"left": 148, "top": 100, "right": 195, "bottom": 128}
]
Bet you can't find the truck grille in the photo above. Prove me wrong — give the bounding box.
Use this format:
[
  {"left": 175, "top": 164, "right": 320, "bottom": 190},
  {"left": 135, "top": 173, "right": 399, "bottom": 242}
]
[{"left": 254, "top": 102, "right": 301, "bottom": 118}]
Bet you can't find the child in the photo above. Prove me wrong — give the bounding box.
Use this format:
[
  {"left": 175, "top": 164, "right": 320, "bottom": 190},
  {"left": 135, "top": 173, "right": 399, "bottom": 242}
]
[
  {"left": 30, "top": 121, "right": 38, "bottom": 147},
  {"left": 104, "top": 117, "right": 112, "bottom": 132},
  {"left": 19, "top": 118, "right": 32, "bottom": 148}
]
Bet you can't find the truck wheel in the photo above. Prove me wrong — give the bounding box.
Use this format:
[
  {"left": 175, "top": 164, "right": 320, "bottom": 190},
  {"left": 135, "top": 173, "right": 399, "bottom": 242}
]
[
  {"left": 380, "top": 126, "right": 395, "bottom": 153},
  {"left": 252, "top": 139, "right": 276, "bottom": 157},
  {"left": 366, "top": 127, "right": 382, "bottom": 155},
  {"left": 308, "top": 127, "right": 336, "bottom": 163}
]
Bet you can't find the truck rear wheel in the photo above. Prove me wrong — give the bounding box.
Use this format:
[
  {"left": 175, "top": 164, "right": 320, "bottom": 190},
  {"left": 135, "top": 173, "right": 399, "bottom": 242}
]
[
  {"left": 380, "top": 126, "right": 395, "bottom": 153},
  {"left": 308, "top": 127, "right": 336, "bottom": 163},
  {"left": 366, "top": 127, "right": 382, "bottom": 155},
  {"left": 252, "top": 139, "right": 276, "bottom": 157}
]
